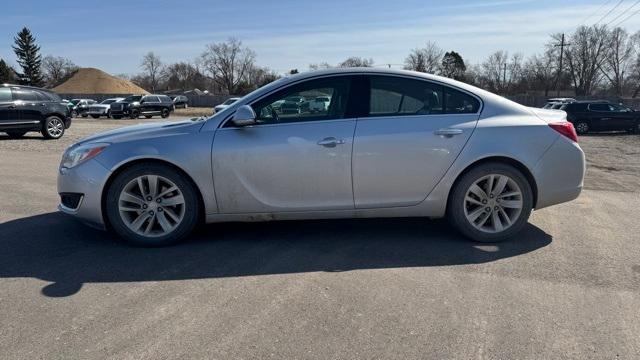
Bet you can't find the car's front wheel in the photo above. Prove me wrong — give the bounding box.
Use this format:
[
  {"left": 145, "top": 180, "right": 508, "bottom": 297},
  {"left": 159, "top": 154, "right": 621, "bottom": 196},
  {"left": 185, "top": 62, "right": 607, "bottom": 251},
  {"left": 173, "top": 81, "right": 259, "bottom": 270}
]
[
  {"left": 161, "top": 108, "right": 170, "bottom": 118},
  {"left": 105, "top": 164, "right": 200, "bottom": 246},
  {"left": 130, "top": 110, "right": 140, "bottom": 119},
  {"left": 42, "top": 116, "right": 65, "bottom": 139},
  {"left": 448, "top": 162, "right": 533, "bottom": 242},
  {"left": 91, "top": 115, "right": 100, "bottom": 119}
]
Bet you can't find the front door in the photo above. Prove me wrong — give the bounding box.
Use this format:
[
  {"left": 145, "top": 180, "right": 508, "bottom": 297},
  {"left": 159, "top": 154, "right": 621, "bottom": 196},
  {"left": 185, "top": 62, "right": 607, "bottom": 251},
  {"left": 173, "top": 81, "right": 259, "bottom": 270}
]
[
  {"left": 212, "top": 76, "right": 356, "bottom": 213},
  {"left": 352, "top": 75, "right": 480, "bottom": 208}
]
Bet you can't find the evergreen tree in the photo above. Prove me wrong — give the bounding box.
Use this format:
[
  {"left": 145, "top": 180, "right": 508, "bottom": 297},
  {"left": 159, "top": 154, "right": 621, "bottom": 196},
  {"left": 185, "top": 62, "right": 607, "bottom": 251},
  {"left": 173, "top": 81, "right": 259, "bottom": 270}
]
[
  {"left": 12, "top": 27, "right": 44, "bottom": 86},
  {"left": 0, "top": 59, "right": 16, "bottom": 83},
  {"left": 441, "top": 51, "right": 467, "bottom": 81}
]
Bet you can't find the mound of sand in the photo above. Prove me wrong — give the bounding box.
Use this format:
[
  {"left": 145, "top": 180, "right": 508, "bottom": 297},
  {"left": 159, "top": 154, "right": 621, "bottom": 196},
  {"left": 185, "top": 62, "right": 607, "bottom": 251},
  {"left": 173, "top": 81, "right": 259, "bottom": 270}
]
[{"left": 53, "top": 68, "right": 148, "bottom": 94}]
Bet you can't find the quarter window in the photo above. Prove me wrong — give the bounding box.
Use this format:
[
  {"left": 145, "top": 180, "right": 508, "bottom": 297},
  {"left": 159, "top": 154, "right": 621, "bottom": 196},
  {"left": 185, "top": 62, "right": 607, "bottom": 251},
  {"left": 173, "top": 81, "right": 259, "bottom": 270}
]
[
  {"left": 251, "top": 77, "right": 351, "bottom": 125},
  {"left": 444, "top": 87, "right": 480, "bottom": 114}
]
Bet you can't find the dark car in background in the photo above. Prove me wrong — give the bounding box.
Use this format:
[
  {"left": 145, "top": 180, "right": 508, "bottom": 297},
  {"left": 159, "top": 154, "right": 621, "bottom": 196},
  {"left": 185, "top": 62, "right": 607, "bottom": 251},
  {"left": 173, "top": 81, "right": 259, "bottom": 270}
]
[
  {"left": 109, "top": 94, "right": 174, "bottom": 119},
  {"left": 69, "top": 98, "right": 97, "bottom": 118},
  {"left": 0, "top": 84, "right": 71, "bottom": 139},
  {"left": 170, "top": 95, "right": 189, "bottom": 109},
  {"left": 560, "top": 101, "right": 640, "bottom": 134}
]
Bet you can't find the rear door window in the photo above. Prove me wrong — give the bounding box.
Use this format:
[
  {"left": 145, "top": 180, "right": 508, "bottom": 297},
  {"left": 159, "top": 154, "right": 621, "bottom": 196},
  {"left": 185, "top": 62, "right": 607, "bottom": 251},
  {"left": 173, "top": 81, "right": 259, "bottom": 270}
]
[
  {"left": 0, "top": 88, "right": 12, "bottom": 102},
  {"left": 12, "top": 89, "right": 39, "bottom": 102},
  {"left": 589, "top": 104, "right": 610, "bottom": 112},
  {"left": 369, "top": 76, "right": 443, "bottom": 116}
]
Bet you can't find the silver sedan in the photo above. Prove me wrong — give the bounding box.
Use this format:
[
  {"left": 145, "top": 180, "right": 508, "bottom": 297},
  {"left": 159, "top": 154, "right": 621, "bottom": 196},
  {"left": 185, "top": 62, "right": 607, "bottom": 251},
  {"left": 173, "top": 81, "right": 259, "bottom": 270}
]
[{"left": 57, "top": 68, "right": 585, "bottom": 246}]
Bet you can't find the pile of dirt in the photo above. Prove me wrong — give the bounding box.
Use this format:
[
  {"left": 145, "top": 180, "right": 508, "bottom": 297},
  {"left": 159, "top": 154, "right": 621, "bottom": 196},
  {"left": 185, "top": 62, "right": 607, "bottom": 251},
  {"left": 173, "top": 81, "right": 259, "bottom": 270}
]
[{"left": 52, "top": 68, "right": 148, "bottom": 94}]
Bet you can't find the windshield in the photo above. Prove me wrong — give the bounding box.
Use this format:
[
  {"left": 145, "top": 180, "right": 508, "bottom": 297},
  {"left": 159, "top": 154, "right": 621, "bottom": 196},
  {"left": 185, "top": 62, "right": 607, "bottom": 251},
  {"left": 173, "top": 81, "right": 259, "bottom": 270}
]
[{"left": 70, "top": 99, "right": 81, "bottom": 105}]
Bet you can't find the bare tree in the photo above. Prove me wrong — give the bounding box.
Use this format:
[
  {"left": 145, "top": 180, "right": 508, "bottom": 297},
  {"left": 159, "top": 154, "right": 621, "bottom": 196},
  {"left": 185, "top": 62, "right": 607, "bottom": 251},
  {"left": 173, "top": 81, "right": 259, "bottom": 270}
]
[
  {"left": 41, "top": 55, "right": 78, "bottom": 88},
  {"left": 309, "top": 62, "right": 332, "bottom": 70},
  {"left": 600, "top": 27, "right": 636, "bottom": 96},
  {"left": 525, "top": 49, "right": 558, "bottom": 97},
  {"left": 339, "top": 57, "right": 374, "bottom": 67},
  {"left": 404, "top": 41, "right": 443, "bottom": 73},
  {"left": 140, "top": 52, "right": 164, "bottom": 93},
  {"left": 201, "top": 38, "right": 256, "bottom": 94},
  {"left": 481, "top": 50, "right": 509, "bottom": 93},
  {"left": 564, "top": 25, "right": 610, "bottom": 96}
]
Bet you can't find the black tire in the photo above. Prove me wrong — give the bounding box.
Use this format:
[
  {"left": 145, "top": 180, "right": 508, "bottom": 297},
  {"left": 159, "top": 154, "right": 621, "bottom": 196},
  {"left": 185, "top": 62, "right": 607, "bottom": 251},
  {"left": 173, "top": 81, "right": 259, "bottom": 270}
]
[
  {"left": 112, "top": 115, "right": 122, "bottom": 119},
  {"left": 145, "top": 115, "right": 153, "bottom": 119},
  {"left": 41, "top": 116, "right": 65, "bottom": 139},
  {"left": 90, "top": 115, "right": 100, "bottom": 119},
  {"left": 447, "top": 162, "right": 533, "bottom": 243},
  {"left": 575, "top": 122, "right": 589, "bottom": 134},
  {"left": 6, "top": 131, "right": 27, "bottom": 139},
  {"left": 161, "top": 108, "right": 170, "bottom": 118},
  {"left": 81, "top": 113, "right": 88, "bottom": 118},
  {"left": 107, "top": 110, "right": 111, "bottom": 119},
  {"left": 105, "top": 164, "right": 200, "bottom": 246},
  {"left": 71, "top": 110, "right": 78, "bottom": 118},
  {"left": 130, "top": 109, "right": 140, "bottom": 119}
]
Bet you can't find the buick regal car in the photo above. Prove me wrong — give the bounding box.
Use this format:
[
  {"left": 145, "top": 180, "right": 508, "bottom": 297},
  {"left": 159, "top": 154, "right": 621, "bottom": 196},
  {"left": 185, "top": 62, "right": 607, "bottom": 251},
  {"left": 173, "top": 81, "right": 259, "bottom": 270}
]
[{"left": 58, "top": 68, "right": 585, "bottom": 246}]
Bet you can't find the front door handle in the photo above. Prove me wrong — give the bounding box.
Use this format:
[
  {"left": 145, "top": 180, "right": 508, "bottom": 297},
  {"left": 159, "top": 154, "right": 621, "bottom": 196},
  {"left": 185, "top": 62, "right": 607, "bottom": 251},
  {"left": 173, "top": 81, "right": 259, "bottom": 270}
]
[
  {"left": 434, "top": 128, "right": 464, "bottom": 137},
  {"left": 317, "top": 137, "right": 346, "bottom": 148}
]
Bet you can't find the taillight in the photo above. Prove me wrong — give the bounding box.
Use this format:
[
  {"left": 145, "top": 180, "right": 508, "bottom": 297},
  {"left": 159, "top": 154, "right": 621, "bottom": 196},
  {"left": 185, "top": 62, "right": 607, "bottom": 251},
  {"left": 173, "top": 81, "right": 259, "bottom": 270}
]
[{"left": 549, "top": 122, "right": 578, "bottom": 142}]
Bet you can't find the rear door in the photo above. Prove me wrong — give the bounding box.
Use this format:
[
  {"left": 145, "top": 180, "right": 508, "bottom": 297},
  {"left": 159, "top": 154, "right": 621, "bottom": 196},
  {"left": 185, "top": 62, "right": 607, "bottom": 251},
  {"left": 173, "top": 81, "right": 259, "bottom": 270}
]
[
  {"left": 352, "top": 75, "right": 481, "bottom": 208},
  {"left": 141, "top": 96, "right": 160, "bottom": 114},
  {"left": 0, "top": 87, "right": 17, "bottom": 126},
  {"left": 588, "top": 103, "right": 613, "bottom": 130},
  {"left": 11, "top": 88, "right": 43, "bottom": 124}
]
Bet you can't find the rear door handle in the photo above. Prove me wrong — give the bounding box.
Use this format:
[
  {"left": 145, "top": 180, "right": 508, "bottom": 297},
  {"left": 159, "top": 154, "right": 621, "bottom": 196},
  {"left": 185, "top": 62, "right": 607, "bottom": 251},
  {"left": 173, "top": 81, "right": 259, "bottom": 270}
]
[
  {"left": 434, "top": 128, "right": 464, "bottom": 137},
  {"left": 317, "top": 137, "right": 346, "bottom": 148}
]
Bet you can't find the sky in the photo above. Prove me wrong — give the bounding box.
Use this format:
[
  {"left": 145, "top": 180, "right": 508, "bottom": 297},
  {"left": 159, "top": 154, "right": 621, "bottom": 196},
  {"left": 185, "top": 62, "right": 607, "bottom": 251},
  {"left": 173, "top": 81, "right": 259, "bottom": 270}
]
[{"left": 2, "top": 0, "right": 640, "bottom": 76}]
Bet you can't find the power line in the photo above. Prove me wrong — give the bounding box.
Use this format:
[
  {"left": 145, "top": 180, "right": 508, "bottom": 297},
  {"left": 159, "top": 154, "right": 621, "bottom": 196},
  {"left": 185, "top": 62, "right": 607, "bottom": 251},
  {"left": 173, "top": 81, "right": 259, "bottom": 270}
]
[
  {"left": 612, "top": 4, "right": 640, "bottom": 26},
  {"left": 594, "top": 0, "right": 625, "bottom": 25},
  {"left": 605, "top": 0, "right": 640, "bottom": 27},
  {"left": 577, "top": 0, "right": 614, "bottom": 26}
]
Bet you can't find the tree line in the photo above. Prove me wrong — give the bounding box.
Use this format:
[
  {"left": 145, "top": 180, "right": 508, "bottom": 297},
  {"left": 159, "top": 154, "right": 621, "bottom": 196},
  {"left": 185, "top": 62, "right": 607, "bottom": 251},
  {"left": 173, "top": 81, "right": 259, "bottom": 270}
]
[{"left": 3, "top": 25, "right": 640, "bottom": 98}]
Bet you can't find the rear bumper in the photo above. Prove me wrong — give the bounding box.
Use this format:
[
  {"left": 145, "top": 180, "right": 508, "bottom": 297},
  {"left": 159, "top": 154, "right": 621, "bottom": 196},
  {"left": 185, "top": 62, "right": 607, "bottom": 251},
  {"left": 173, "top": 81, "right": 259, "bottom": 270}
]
[{"left": 533, "top": 136, "right": 586, "bottom": 209}]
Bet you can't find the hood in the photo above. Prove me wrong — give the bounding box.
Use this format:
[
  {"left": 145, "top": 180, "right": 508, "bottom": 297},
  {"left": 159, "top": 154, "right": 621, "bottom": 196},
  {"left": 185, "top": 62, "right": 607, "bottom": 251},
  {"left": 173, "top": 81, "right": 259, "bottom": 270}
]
[
  {"left": 76, "top": 119, "right": 205, "bottom": 145},
  {"left": 528, "top": 107, "right": 567, "bottom": 124}
]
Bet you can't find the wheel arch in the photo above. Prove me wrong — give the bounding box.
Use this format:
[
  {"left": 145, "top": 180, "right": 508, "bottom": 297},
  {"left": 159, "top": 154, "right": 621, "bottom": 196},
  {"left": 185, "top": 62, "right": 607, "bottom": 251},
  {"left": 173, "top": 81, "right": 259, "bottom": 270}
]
[
  {"left": 446, "top": 156, "right": 539, "bottom": 212},
  {"left": 100, "top": 158, "right": 206, "bottom": 230}
]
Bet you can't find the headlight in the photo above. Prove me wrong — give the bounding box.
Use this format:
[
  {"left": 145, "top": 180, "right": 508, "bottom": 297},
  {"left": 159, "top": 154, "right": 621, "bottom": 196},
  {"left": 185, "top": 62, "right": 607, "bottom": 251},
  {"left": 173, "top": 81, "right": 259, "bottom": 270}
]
[{"left": 60, "top": 143, "right": 109, "bottom": 169}]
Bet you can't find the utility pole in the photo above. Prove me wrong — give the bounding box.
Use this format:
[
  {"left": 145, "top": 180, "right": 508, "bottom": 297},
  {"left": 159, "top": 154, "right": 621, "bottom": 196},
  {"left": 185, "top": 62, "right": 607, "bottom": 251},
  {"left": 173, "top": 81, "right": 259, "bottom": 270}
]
[{"left": 554, "top": 33, "right": 571, "bottom": 97}]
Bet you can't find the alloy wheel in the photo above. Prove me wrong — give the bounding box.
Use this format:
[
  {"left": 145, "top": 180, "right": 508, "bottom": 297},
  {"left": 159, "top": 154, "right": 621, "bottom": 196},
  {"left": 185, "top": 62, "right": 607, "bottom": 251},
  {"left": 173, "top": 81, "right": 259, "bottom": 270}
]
[
  {"left": 47, "top": 118, "right": 64, "bottom": 138},
  {"left": 576, "top": 122, "right": 588, "bottom": 134},
  {"left": 463, "top": 174, "right": 523, "bottom": 233},
  {"left": 118, "top": 175, "right": 186, "bottom": 237}
]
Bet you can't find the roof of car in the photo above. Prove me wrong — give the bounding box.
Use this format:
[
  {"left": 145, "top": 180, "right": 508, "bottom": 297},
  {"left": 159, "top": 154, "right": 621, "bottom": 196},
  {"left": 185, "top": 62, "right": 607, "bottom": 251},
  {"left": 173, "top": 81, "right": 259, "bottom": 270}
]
[{"left": 1, "top": 83, "right": 57, "bottom": 93}]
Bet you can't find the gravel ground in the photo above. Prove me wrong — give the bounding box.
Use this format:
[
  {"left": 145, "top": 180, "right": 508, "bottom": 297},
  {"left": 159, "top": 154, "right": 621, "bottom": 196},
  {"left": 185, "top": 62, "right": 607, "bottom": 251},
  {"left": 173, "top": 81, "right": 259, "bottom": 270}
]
[{"left": 0, "top": 120, "right": 639, "bottom": 359}]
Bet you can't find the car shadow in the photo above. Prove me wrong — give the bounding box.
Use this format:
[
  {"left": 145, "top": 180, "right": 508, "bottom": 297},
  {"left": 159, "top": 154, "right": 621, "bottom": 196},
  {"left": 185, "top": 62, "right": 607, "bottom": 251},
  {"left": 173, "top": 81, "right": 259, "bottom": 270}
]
[
  {"left": 0, "top": 134, "right": 46, "bottom": 141},
  {"left": 0, "top": 212, "right": 552, "bottom": 297}
]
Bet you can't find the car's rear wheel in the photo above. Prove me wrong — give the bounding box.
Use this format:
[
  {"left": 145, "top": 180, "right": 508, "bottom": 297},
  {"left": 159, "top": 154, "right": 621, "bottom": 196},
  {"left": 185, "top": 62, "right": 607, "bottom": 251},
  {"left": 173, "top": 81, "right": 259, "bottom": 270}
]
[
  {"left": 130, "top": 110, "right": 140, "bottom": 119},
  {"left": 161, "top": 108, "right": 170, "bottom": 118},
  {"left": 145, "top": 115, "right": 153, "bottom": 119},
  {"left": 106, "top": 110, "right": 111, "bottom": 119},
  {"left": 41, "top": 116, "right": 65, "bottom": 139},
  {"left": 105, "top": 164, "right": 200, "bottom": 246},
  {"left": 6, "top": 131, "right": 27, "bottom": 139},
  {"left": 448, "top": 162, "right": 533, "bottom": 242},
  {"left": 575, "top": 122, "right": 589, "bottom": 134},
  {"left": 81, "top": 113, "right": 88, "bottom": 118},
  {"left": 91, "top": 115, "right": 100, "bottom": 119}
]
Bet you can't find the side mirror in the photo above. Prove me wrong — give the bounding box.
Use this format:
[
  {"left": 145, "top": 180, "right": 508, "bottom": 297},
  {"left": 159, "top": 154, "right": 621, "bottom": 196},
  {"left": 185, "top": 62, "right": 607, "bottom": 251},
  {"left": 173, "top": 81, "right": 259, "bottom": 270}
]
[{"left": 231, "top": 105, "right": 257, "bottom": 127}]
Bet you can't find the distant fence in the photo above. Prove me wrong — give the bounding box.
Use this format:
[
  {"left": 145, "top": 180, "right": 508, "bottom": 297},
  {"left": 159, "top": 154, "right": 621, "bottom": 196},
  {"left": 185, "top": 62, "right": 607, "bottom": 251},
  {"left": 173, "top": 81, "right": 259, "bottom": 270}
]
[{"left": 56, "top": 93, "right": 237, "bottom": 108}]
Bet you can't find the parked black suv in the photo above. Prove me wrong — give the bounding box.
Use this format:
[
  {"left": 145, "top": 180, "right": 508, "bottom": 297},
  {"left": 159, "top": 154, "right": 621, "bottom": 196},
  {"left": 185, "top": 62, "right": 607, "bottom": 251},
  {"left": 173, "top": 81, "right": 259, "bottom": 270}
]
[
  {"left": 561, "top": 101, "right": 640, "bottom": 134},
  {"left": 0, "top": 84, "right": 71, "bottom": 139},
  {"left": 109, "top": 94, "right": 175, "bottom": 119}
]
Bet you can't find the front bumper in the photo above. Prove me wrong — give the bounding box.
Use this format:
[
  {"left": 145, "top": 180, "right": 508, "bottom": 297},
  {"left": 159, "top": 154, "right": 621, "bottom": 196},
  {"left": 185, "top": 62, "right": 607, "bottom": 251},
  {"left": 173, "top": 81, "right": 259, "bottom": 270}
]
[
  {"left": 87, "top": 109, "right": 108, "bottom": 116},
  {"left": 57, "top": 159, "right": 112, "bottom": 230}
]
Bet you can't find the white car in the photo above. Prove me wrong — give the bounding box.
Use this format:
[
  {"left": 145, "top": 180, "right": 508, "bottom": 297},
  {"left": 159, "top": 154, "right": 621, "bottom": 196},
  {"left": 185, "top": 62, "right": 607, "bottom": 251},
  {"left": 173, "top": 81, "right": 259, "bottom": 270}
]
[
  {"left": 87, "top": 98, "right": 125, "bottom": 119},
  {"left": 309, "top": 96, "right": 331, "bottom": 113},
  {"left": 213, "top": 97, "right": 241, "bottom": 113}
]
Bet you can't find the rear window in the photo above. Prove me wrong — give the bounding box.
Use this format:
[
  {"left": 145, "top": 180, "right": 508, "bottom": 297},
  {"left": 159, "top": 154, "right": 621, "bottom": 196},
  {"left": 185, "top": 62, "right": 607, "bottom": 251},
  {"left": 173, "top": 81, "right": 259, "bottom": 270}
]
[{"left": 159, "top": 95, "right": 172, "bottom": 103}]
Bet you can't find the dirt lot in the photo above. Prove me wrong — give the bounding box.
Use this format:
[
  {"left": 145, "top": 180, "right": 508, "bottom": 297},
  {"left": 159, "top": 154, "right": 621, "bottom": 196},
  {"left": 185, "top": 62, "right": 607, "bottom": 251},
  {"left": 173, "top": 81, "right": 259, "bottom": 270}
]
[{"left": 0, "top": 119, "right": 639, "bottom": 359}]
